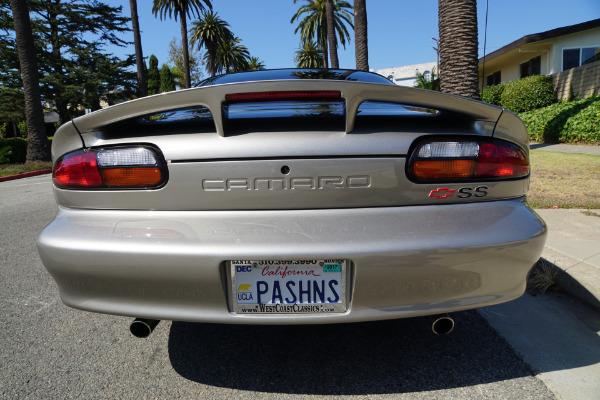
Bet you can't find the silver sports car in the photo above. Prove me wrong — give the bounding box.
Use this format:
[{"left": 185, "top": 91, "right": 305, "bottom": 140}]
[{"left": 38, "top": 69, "right": 547, "bottom": 335}]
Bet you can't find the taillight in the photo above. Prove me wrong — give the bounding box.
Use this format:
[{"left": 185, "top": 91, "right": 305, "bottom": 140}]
[
  {"left": 225, "top": 90, "right": 342, "bottom": 103},
  {"left": 53, "top": 146, "right": 167, "bottom": 189},
  {"left": 408, "top": 138, "right": 529, "bottom": 182}
]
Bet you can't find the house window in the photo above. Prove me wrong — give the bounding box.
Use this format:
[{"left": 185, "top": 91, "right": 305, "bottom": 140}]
[
  {"left": 520, "top": 56, "right": 541, "bottom": 78},
  {"left": 562, "top": 47, "right": 600, "bottom": 71},
  {"left": 486, "top": 71, "right": 501, "bottom": 86}
]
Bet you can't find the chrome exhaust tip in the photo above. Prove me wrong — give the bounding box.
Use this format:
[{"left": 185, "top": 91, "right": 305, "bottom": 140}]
[
  {"left": 130, "top": 318, "right": 160, "bottom": 338},
  {"left": 429, "top": 314, "right": 455, "bottom": 335}
]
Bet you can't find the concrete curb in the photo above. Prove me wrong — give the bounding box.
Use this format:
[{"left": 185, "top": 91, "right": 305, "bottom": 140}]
[
  {"left": 539, "top": 249, "right": 600, "bottom": 312},
  {"left": 0, "top": 169, "right": 52, "bottom": 182}
]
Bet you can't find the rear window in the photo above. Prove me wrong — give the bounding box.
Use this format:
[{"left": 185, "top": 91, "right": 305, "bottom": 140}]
[{"left": 197, "top": 69, "right": 394, "bottom": 86}]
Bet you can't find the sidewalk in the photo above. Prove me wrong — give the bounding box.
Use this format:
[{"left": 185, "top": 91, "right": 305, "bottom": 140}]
[
  {"left": 531, "top": 142, "right": 600, "bottom": 155},
  {"left": 535, "top": 209, "right": 600, "bottom": 311}
]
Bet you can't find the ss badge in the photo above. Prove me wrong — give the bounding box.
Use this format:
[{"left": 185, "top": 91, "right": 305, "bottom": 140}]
[{"left": 457, "top": 186, "right": 488, "bottom": 198}]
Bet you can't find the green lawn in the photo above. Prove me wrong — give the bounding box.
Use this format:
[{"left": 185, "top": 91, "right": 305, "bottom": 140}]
[
  {"left": 0, "top": 161, "right": 52, "bottom": 177},
  {"left": 528, "top": 150, "right": 600, "bottom": 209}
]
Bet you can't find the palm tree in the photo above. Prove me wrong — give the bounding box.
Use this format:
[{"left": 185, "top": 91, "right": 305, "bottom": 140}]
[
  {"left": 354, "top": 0, "right": 368, "bottom": 71},
  {"left": 291, "top": 0, "right": 353, "bottom": 69},
  {"left": 294, "top": 40, "right": 324, "bottom": 68},
  {"left": 247, "top": 57, "right": 266, "bottom": 71},
  {"left": 438, "top": 0, "right": 479, "bottom": 99},
  {"left": 129, "top": 0, "right": 147, "bottom": 97},
  {"left": 9, "top": 0, "right": 49, "bottom": 161},
  {"left": 215, "top": 36, "right": 249, "bottom": 74},
  {"left": 152, "top": 0, "right": 212, "bottom": 89},
  {"left": 324, "top": 0, "right": 338, "bottom": 68},
  {"left": 190, "top": 10, "right": 233, "bottom": 77},
  {"left": 413, "top": 67, "right": 440, "bottom": 91}
]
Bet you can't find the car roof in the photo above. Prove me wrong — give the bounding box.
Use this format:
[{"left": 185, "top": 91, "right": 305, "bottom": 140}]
[{"left": 197, "top": 68, "right": 394, "bottom": 87}]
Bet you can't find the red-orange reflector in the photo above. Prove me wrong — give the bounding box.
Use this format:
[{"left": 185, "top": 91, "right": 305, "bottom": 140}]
[
  {"left": 225, "top": 90, "right": 342, "bottom": 103},
  {"left": 413, "top": 160, "right": 477, "bottom": 179},
  {"left": 100, "top": 168, "right": 162, "bottom": 187}
]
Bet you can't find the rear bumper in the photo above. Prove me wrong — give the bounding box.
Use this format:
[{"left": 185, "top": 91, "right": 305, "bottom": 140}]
[{"left": 37, "top": 198, "right": 546, "bottom": 324}]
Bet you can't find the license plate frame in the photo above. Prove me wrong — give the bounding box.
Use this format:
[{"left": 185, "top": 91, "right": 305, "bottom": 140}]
[{"left": 230, "top": 260, "right": 348, "bottom": 314}]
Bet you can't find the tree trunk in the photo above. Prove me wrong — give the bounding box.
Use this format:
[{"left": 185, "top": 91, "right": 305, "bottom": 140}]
[
  {"left": 129, "top": 0, "right": 147, "bottom": 97},
  {"left": 354, "top": 0, "right": 368, "bottom": 71},
  {"left": 180, "top": 11, "right": 191, "bottom": 88},
  {"left": 208, "top": 42, "right": 216, "bottom": 77},
  {"left": 321, "top": 37, "right": 329, "bottom": 69},
  {"left": 9, "top": 0, "right": 50, "bottom": 162},
  {"left": 438, "top": 0, "right": 479, "bottom": 99},
  {"left": 325, "top": 0, "right": 339, "bottom": 68}
]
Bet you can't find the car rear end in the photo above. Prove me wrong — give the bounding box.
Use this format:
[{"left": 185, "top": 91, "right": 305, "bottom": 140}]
[{"left": 38, "top": 70, "right": 547, "bottom": 324}]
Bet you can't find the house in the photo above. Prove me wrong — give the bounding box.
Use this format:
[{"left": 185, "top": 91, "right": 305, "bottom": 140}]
[
  {"left": 479, "top": 18, "right": 600, "bottom": 98},
  {"left": 376, "top": 62, "right": 437, "bottom": 87}
]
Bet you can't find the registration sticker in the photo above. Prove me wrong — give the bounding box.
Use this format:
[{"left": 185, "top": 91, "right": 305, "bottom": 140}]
[{"left": 230, "top": 260, "right": 347, "bottom": 314}]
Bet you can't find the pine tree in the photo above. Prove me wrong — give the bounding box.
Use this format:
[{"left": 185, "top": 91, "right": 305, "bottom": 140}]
[
  {"left": 147, "top": 55, "right": 161, "bottom": 95},
  {"left": 0, "top": 0, "right": 136, "bottom": 123},
  {"left": 160, "top": 64, "right": 175, "bottom": 92}
]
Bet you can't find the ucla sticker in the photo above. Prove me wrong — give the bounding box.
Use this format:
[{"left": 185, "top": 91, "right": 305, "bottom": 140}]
[{"left": 236, "top": 283, "right": 255, "bottom": 303}]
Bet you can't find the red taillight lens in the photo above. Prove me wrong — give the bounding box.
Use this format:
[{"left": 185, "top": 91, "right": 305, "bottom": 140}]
[
  {"left": 53, "top": 147, "right": 166, "bottom": 189},
  {"left": 225, "top": 90, "right": 342, "bottom": 103},
  {"left": 53, "top": 151, "right": 103, "bottom": 187},
  {"left": 409, "top": 139, "right": 529, "bottom": 182},
  {"left": 475, "top": 142, "right": 529, "bottom": 178}
]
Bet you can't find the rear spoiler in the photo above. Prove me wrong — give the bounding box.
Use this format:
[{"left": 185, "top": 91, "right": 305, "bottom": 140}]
[{"left": 70, "top": 80, "right": 505, "bottom": 137}]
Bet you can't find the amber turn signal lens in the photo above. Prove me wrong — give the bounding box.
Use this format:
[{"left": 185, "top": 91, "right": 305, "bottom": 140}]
[
  {"left": 100, "top": 168, "right": 162, "bottom": 187},
  {"left": 413, "top": 160, "right": 476, "bottom": 179}
]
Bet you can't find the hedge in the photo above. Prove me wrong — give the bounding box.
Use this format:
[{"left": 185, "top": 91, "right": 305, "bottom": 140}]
[
  {"left": 0, "top": 137, "right": 52, "bottom": 164},
  {"left": 519, "top": 96, "right": 600, "bottom": 143},
  {"left": 0, "top": 137, "right": 28, "bottom": 163},
  {"left": 501, "top": 75, "right": 556, "bottom": 113},
  {"left": 481, "top": 83, "right": 505, "bottom": 106}
]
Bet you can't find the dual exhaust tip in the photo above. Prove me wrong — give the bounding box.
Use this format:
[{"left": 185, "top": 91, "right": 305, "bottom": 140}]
[
  {"left": 130, "top": 318, "right": 160, "bottom": 338},
  {"left": 429, "top": 314, "right": 455, "bottom": 335},
  {"left": 129, "top": 314, "right": 454, "bottom": 338}
]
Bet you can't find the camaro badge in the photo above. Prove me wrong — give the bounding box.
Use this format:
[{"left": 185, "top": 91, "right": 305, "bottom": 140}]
[{"left": 429, "top": 187, "right": 456, "bottom": 199}]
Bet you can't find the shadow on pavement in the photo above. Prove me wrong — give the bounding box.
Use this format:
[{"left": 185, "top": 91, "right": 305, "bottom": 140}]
[{"left": 168, "top": 310, "right": 535, "bottom": 395}]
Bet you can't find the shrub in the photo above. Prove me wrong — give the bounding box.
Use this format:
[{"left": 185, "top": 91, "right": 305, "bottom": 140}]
[
  {"left": 481, "top": 83, "right": 505, "bottom": 106},
  {"left": 519, "top": 96, "right": 600, "bottom": 143},
  {"left": 0, "top": 137, "right": 28, "bottom": 163},
  {"left": 501, "top": 75, "right": 556, "bottom": 113},
  {"left": 16, "top": 120, "right": 27, "bottom": 136},
  {"left": 0, "top": 146, "right": 11, "bottom": 164}
]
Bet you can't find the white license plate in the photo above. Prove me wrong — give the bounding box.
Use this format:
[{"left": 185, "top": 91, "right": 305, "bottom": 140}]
[{"left": 230, "top": 260, "right": 347, "bottom": 314}]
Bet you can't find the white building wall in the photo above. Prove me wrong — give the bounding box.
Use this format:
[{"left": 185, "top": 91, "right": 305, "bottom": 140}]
[
  {"left": 376, "top": 62, "right": 437, "bottom": 86},
  {"left": 550, "top": 28, "right": 600, "bottom": 73}
]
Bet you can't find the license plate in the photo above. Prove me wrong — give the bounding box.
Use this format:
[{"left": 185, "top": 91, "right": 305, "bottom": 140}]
[{"left": 230, "top": 260, "right": 347, "bottom": 314}]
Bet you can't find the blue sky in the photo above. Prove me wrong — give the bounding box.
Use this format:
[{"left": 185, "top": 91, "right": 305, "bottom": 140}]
[{"left": 105, "top": 0, "right": 600, "bottom": 74}]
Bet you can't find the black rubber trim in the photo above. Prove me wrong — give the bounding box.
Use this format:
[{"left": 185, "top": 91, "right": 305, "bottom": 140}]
[{"left": 170, "top": 154, "right": 407, "bottom": 164}]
